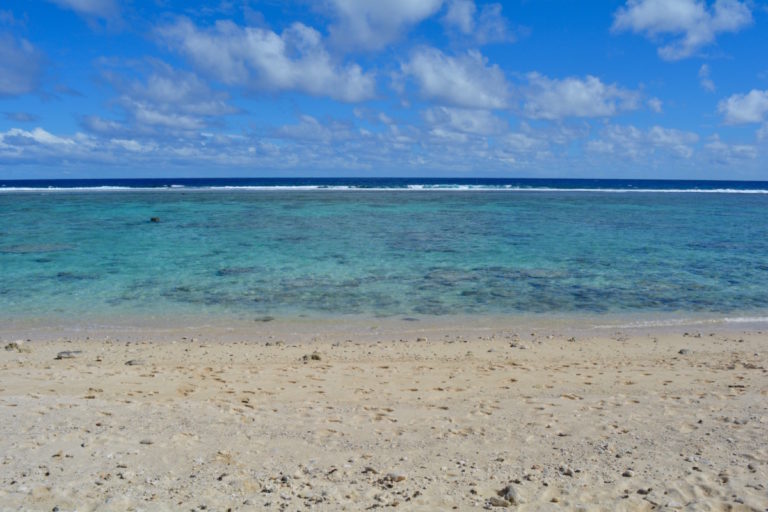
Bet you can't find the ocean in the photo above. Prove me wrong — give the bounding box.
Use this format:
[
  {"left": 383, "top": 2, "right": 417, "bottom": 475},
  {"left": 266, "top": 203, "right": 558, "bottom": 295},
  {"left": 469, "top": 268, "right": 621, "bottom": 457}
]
[{"left": 1, "top": 178, "right": 767, "bottom": 327}]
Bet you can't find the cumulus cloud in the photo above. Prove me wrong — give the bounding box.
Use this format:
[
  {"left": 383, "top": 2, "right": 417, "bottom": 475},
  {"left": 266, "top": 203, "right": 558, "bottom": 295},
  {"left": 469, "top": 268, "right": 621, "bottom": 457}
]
[
  {"left": 0, "top": 33, "right": 43, "bottom": 97},
  {"left": 1, "top": 127, "right": 74, "bottom": 147},
  {"left": 705, "top": 134, "right": 757, "bottom": 161},
  {"left": 159, "top": 18, "right": 375, "bottom": 102},
  {"left": 588, "top": 124, "right": 699, "bottom": 159},
  {"left": 442, "top": 0, "right": 514, "bottom": 44},
  {"left": 326, "top": 0, "right": 443, "bottom": 51},
  {"left": 718, "top": 89, "right": 768, "bottom": 124},
  {"left": 522, "top": 73, "right": 640, "bottom": 120},
  {"left": 423, "top": 106, "right": 507, "bottom": 136},
  {"left": 612, "top": 0, "right": 752, "bottom": 60},
  {"left": 83, "top": 62, "right": 237, "bottom": 137},
  {"left": 401, "top": 48, "right": 509, "bottom": 109}
]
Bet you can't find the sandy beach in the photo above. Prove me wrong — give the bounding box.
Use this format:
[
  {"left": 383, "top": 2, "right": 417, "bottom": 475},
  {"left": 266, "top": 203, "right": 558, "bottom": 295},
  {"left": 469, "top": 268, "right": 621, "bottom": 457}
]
[{"left": 0, "top": 321, "right": 766, "bottom": 511}]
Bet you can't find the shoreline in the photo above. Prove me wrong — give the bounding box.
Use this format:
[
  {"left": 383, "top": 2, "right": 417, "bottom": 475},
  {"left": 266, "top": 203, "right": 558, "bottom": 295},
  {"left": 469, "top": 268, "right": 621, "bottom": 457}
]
[
  {"left": 2, "top": 311, "right": 768, "bottom": 345},
  {"left": 1, "top": 321, "right": 766, "bottom": 510}
]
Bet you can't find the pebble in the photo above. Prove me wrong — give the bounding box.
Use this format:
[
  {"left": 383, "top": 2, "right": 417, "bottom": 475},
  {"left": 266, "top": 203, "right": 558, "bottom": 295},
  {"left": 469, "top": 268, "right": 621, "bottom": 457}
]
[
  {"left": 488, "top": 496, "right": 510, "bottom": 507},
  {"left": 678, "top": 349, "right": 691, "bottom": 355},
  {"left": 622, "top": 470, "right": 634, "bottom": 477},
  {"left": 139, "top": 439, "right": 154, "bottom": 445},
  {"left": 55, "top": 350, "right": 81, "bottom": 360},
  {"left": 124, "top": 359, "right": 145, "bottom": 366},
  {"left": 497, "top": 485, "right": 522, "bottom": 504}
]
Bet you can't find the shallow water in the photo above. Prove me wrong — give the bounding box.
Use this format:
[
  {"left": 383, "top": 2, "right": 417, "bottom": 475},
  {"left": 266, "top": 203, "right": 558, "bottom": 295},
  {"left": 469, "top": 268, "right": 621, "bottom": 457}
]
[{"left": 1, "top": 188, "right": 767, "bottom": 323}]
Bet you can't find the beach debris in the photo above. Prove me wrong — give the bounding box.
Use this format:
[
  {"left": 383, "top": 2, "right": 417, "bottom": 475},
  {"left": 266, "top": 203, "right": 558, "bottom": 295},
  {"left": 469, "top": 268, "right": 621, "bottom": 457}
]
[
  {"left": 124, "top": 359, "right": 145, "bottom": 366},
  {"left": 678, "top": 348, "right": 691, "bottom": 355},
  {"left": 54, "top": 350, "right": 81, "bottom": 360},
  {"left": 488, "top": 496, "right": 511, "bottom": 507},
  {"left": 150, "top": 217, "right": 160, "bottom": 223},
  {"left": 302, "top": 351, "right": 322, "bottom": 362},
  {"left": 497, "top": 485, "right": 522, "bottom": 504},
  {"left": 139, "top": 439, "right": 154, "bottom": 445},
  {"left": 362, "top": 466, "right": 378, "bottom": 475},
  {"left": 4, "top": 341, "right": 30, "bottom": 353},
  {"left": 416, "top": 337, "right": 428, "bottom": 342}
]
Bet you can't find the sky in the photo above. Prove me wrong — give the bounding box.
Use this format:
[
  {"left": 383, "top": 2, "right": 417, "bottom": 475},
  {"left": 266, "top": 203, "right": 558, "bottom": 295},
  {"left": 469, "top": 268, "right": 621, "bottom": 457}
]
[{"left": 1, "top": 0, "right": 767, "bottom": 180}]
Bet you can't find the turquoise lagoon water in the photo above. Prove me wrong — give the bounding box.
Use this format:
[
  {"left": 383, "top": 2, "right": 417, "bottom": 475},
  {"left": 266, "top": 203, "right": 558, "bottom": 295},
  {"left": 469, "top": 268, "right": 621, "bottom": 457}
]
[{"left": 1, "top": 183, "right": 768, "bottom": 325}]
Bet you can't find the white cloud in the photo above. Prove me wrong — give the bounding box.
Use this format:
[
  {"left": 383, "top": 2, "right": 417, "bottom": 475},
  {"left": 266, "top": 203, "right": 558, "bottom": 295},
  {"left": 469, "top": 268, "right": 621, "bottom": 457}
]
[
  {"left": 442, "top": 0, "right": 514, "bottom": 44},
  {"left": 718, "top": 89, "right": 768, "bottom": 124},
  {"left": 326, "top": 0, "right": 443, "bottom": 51},
  {"left": 423, "top": 106, "right": 507, "bottom": 135},
  {"left": 443, "top": 0, "right": 475, "bottom": 33},
  {"left": 0, "top": 33, "right": 43, "bottom": 96},
  {"left": 698, "top": 64, "right": 715, "bottom": 92},
  {"left": 647, "top": 97, "right": 663, "bottom": 112},
  {"left": 648, "top": 125, "right": 700, "bottom": 157},
  {"left": 85, "top": 62, "right": 238, "bottom": 136},
  {"left": 47, "top": 0, "right": 119, "bottom": 20},
  {"left": 159, "top": 18, "right": 375, "bottom": 102},
  {"left": 523, "top": 73, "right": 640, "bottom": 120},
  {"left": 401, "top": 48, "right": 509, "bottom": 109},
  {"left": 705, "top": 134, "right": 757, "bottom": 161},
  {"left": 588, "top": 124, "right": 699, "bottom": 159},
  {"left": 612, "top": 0, "right": 752, "bottom": 60},
  {"left": 276, "top": 115, "right": 352, "bottom": 142},
  {"left": 1, "top": 127, "right": 74, "bottom": 146}
]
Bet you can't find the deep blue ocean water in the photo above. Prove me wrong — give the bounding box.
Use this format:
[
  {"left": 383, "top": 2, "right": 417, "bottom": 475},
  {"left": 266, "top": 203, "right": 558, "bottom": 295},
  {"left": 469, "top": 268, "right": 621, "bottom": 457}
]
[{"left": 1, "top": 178, "right": 767, "bottom": 324}]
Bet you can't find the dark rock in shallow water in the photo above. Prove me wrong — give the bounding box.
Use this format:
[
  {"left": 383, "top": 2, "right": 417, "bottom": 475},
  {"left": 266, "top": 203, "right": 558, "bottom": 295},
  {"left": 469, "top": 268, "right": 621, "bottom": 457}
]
[
  {"left": 216, "top": 267, "right": 254, "bottom": 277},
  {"left": 56, "top": 272, "right": 95, "bottom": 282},
  {"left": 254, "top": 315, "right": 275, "bottom": 322},
  {"left": 149, "top": 217, "right": 160, "bottom": 223}
]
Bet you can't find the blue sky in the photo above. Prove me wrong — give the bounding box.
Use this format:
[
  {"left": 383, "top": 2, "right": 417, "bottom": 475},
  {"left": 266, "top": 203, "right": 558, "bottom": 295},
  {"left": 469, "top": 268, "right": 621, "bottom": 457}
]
[{"left": 1, "top": 0, "right": 767, "bottom": 179}]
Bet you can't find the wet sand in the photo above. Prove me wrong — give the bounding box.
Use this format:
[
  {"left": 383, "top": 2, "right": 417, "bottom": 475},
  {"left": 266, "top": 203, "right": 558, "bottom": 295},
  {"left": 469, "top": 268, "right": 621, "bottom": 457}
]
[{"left": 0, "top": 322, "right": 766, "bottom": 511}]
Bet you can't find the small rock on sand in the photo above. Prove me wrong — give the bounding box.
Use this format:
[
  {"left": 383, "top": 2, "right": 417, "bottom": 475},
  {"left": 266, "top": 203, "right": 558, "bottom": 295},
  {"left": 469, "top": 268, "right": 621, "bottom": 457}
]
[
  {"left": 4, "top": 341, "right": 30, "bottom": 353},
  {"left": 498, "top": 485, "right": 523, "bottom": 504},
  {"left": 678, "top": 348, "right": 691, "bottom": 355},
  {"left": 124, "top": 359, "right": 144, "bottom": 366},
  {"left": 302, "top": 352, "right": 322, "bottom": 362},
  {"left": 488, "top": 496, "right": 511, "bottom": 507},
  {"left": 55, "top": 350, "right": 81, "bottom": 360}
]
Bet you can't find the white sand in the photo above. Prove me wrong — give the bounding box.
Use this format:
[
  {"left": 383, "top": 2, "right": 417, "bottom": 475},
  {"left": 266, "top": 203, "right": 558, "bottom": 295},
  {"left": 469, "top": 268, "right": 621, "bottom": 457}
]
[{"left": 0, "top": 322, "right": 766, "bottom": 511}]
